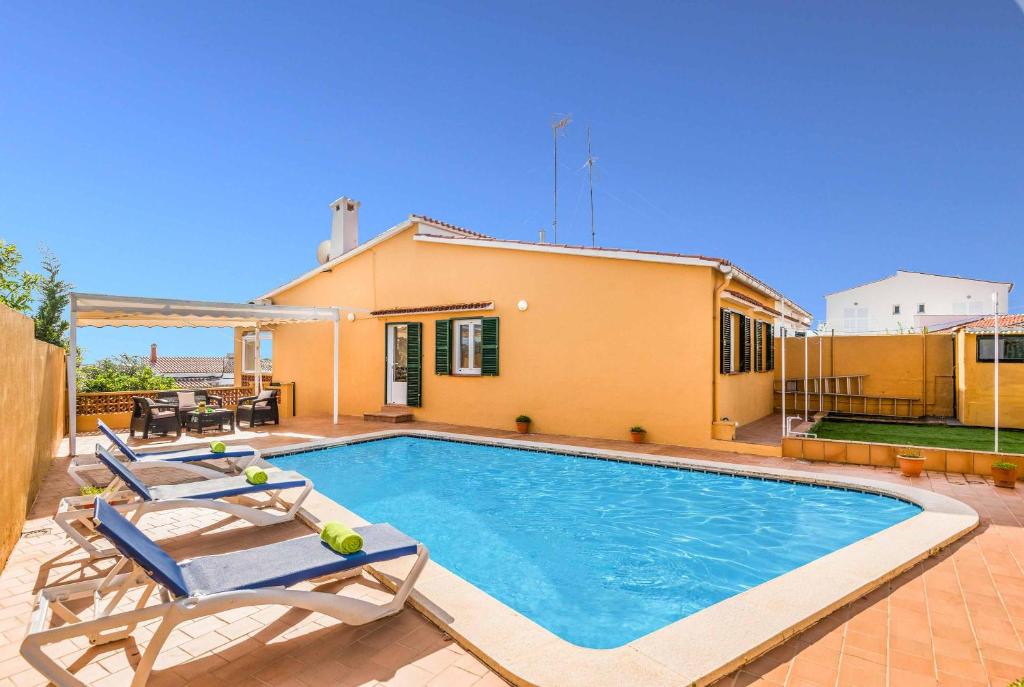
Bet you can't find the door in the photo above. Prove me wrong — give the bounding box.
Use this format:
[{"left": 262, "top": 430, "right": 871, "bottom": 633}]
[{"left": 386, "top": 324, "right": 409, "bottom": 405}]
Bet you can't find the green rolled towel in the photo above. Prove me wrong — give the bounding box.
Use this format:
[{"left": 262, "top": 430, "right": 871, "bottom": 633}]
[
  {"left": 210, "top": 441, "right": 226, "bottom": 454},
  {"left": 243, "top": 465, "right": 268, "bottom": 485},
  {"left": 321, "top": 521, "right": 364, "bottom": 554}
]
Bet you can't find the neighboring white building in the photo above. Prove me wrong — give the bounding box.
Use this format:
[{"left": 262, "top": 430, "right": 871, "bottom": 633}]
[{"left": 824, "top": 270, "right": 1012, "bottom": 334}]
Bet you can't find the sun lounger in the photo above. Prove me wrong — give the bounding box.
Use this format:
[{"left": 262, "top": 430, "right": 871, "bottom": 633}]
[
  {"left": 23, "top": 499, "right": 429, "bottom": 687},
  {"left": 56, "top": 446, "right": 314, "bottom": 558},
  {"left": 68, "top": 420, "right": 261, "bottom": 486}
]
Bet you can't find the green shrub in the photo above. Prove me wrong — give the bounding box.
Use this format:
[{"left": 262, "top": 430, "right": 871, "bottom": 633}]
[
  {"left": 515, "top": 415, "right": 531, "bottom": 423},
  {"left": 993, "top": 461, "right": 1018, "bottom": 471},
  {"left": 78, "top": 354, "right": 177, "bottom": 392},
  {"left": 630, "top": 426, "right": 646, "bottom": 433}
]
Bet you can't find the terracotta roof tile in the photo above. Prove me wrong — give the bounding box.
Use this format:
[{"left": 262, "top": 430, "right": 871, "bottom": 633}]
[
  {"left": 960, "top": 314, "right": 1024, "bottom": 332},
  {"left": 150, "top": 356, "right": 231, "bottom": 374},
  {"left": 370, "top": 301, "right": 494, "bottom": 317},
  {"left": 409, "top": 215, "right": 492, "bottom": 239}
]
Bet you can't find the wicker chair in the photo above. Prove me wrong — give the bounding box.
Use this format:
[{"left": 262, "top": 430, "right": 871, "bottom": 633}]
[
  {"left": 156, "top": 390, "right": 224, "bottom": 423},
  {"left": 129, "top": 397, "right": 182, "bottom": 439},
  {"left": 236, "top": 390, "right": 280, "bottom": 428}
]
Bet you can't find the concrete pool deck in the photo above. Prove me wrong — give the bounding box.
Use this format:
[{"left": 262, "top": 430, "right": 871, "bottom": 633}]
[{"left": 1, "top": 416, "right": 1021, "bottom": 686}]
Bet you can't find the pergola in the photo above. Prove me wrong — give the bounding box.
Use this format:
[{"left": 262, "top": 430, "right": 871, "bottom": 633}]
[{"left": 68, "top": 292, "right": 353, "bottom": 456}]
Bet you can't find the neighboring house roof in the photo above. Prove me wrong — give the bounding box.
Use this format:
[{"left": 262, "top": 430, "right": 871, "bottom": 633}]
[
  {"left": 149, "top": 356, "right": 232, "bottom": 375},
  {"left": 370, "top": 301, "right": 495, "bottom": 317},
  {"left": 826, "top": 269, "right": 1014, "bottom": 297},
  {"left": 722, "top": 289, "right": 782, "bottom": 317},
  {"left": 935, "top": 313, "right": 1024, "bottom": 334},
  {"left": 257, "top": 214, "right": 812, "bottom": 322}
]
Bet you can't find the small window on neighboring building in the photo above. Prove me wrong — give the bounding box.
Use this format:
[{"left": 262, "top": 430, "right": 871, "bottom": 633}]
[
  {"left": 978, "top": 335, "right": 1024, "bottom": 363},
  {"left": 917, "top": 303, "right": 926, "bottom": 314},
  {"left": 892, "top": 304, "right": 901, "bottom": 315},
  {"left": 453, "top": 319, "right": 483, "bottom": 375}
]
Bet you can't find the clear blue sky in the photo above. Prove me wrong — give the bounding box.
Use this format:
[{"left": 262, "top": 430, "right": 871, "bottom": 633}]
[{"left": 3, "top": 2, "right": 1023, "bottom": 361}]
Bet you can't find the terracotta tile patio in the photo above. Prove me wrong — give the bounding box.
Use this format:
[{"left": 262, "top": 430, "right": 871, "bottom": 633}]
[{"left": 3, "top": 416, "right": 1024, "bottom": 686}]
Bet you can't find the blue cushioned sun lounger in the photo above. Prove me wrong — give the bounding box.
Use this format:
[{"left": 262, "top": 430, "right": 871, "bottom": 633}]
[
  {"left": 23, "top": 499, "right": 429, "bottom": 687},
  {"left": 55, "top": 446, "right": 314, "bottom": 558},
  {"left": 68, "top": 420, "right": 261, "bottom": 487}
]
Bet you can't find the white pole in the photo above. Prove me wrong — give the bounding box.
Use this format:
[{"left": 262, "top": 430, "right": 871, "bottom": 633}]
[
  {"left": 333, "top": 317, "right": 339, "bottom": 425},
  {"left": 818, "top": 331, "right": 823, "bottom": 415},
  {"left": 253, "top": 324, "right": 262, "bottom": 394},
  {"left": 781, "top": 326, "right": 787, "bottom": 437},
  {"left": 803, "top": 332, "right": 809, "bottom": 422},
  {"left": 67, "top": 303, "right": 77, "bottom": 457},
  {"left": 993, "top": 291, "right": 1000, "bottom": 453}
]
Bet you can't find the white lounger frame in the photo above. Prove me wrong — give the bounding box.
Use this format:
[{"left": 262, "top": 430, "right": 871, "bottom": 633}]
[
  {"left": 22, "top": 543, "right": 429, "bottom": 687},
  {"left": 54, "top": 473, "right": 315, "bottom": 559},
  {"left": 68, "top": 445, "right": 260, "bottom": 487}
]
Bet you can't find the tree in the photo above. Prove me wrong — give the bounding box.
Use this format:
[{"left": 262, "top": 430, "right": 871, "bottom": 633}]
[
  {"left": 0, "top": 239, "right": 39, "bottom": 313},
  {"left": 77, "top": 355, "right": 177, "bottom": 392},
  {"left": 34, "top": 247, "right": 73, "bottom": 348}
]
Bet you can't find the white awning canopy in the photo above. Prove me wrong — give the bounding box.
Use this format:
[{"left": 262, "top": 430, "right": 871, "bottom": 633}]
[
  {"left": 68, "top": 292, "right": 350, "bottom": 455},
  {"left": 72, "top": 292, "right": 346, "bottom": 328}
]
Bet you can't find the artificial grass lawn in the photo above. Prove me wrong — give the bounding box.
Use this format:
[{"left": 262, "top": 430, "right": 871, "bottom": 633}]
[{"left": 811, "top": 419, "right": 1024, "bottom": 455}]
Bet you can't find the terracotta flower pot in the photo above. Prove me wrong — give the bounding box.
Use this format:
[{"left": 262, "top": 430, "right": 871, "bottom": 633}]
[
  {"left": 897, "top": 455, "right": 925, "bottom": 478},
  {"left": 992, "top": 465, "right": 1018, "bottom": 489},
  {"left": 630, "top": 431, "right": 646, "bottom": 443},
  {"left": 515, "top": 421, "right": 530, "bottom": 434}
]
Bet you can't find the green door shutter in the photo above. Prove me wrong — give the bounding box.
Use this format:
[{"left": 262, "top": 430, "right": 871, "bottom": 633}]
[
  {"left": 754, "top": 320, "right": 763, "bottom": 372},
  {"left": 481, "top": 317, "right": 499, "bottom": 376},
  {"left": 740, "top": 315, "right": 752, "bottom": 372},
  {"left": 406, "top": 322, "right": 422, "bottom": 407},
  {"left": 765, "top": 323, "right": 775, "bottom": 371},
  {"left": 435, "top": 319, "right": 451, "bottom": 375},
  {"left": 720, "top": 308, "right": 732, "bottom": 374}
]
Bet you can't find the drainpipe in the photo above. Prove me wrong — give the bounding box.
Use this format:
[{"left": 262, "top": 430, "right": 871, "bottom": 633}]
[{"left": 712, "top": 265, "right": 734, "bottom": 429}]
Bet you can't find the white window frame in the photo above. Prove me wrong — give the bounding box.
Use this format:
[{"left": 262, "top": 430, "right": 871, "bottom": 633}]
[
  {"left": 241, "top": 331, "right": 273, "bottom": 374},
  {"left": 453, "top": 319, "right": 482, "bottom": 376}
]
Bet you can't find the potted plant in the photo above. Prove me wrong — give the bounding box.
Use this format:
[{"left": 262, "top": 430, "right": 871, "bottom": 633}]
[
  {"left": 992, "top": 460, "right": 1019, "bottom": 489},
  {"left": 515, "top": 415, "right": 531, "bottom": 434},
  {"left": 896, "top": 448, "right": 925, "bottom": 478},
  {"left": 630, "top": 426, "right": 647, "bottom": 443}
]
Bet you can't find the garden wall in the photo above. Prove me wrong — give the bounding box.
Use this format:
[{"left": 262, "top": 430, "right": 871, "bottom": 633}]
[
  {"left": 0, "top": 304, "right": 66, "bottom": 568},
  {"left": 781, "top": 435, "right": 1021, "bottom": 479},
  {"left": 774, "top": 333, "right": 954, "bottom": 417}
]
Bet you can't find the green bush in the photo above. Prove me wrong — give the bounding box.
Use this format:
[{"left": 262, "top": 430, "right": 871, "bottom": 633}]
[
  {"left": 993, "top": 461, "right": 1018, "bottom": 471},
  {"left": 78, "top": 354, "right": 177, "bottom": 392},
  {"left": 515, "top": 415, "right": 531, "bottom": 423},
  {"left": 630, "top": 426, "right": 646, "bottom": 433}
]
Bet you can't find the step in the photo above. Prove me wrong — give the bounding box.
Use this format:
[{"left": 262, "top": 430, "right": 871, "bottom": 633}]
[{"left": 364, "top": 408, "right": 414, "bottom": 423}]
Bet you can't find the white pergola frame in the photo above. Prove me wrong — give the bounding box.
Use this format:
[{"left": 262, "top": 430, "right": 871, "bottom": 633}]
[{"left": 68, "top": 293, "right": 354, "bottom": 456}]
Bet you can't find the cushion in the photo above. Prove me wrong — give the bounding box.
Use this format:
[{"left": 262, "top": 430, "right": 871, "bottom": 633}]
[
  {"left": 256, "top": 390, "right": 276, "bottom": 401},
  {"left": 152, "top": 409, "right": 177, "bottom": 418},
  {"left": 177, "top": 391, "right": 196, "bottom": 407}
]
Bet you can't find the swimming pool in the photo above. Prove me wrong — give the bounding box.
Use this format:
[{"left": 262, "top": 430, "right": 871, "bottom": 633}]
[{"left": 271, "top": 436, "right": 920, "bottom": 649}]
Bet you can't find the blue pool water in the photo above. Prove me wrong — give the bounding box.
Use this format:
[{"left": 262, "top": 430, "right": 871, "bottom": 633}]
[{"left": 271, "top": 437, "right": 919, "bottom": 648}]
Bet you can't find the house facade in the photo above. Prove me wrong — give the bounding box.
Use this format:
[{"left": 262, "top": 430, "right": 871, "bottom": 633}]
[
  {"left": 258, "top": 199, "right": 810, "bottom": 449},
  {"left": 953, "top": 314, "right": 1024, "bottom": 430},
  {"left": 824, "top": 270, "right": 1012, "bottom": 335}
]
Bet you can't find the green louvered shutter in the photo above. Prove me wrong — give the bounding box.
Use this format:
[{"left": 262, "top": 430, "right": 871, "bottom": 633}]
[
  {"left": 406, "top": 322, "right": 422, "bottom": 407},
  {"left": 765, "top": 323, "right": 775, "bottom": 371},
  {"left": 481, "top": 317, "right": 499, "bottom": 376},
  {"left": 740, "top": 315, "right": 752, "bottom": 372},
  {"left": 720, "top": 308, "right": 732, "bottom": 374},
  {"left": 435, "top": 319, "right": 451, "bottom": 375},
  {"left": 754, "top": 320, "right": 764, "bottom": 372}
]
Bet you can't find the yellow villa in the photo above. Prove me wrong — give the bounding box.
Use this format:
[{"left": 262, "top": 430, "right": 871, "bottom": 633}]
[{"left": 255, "top": 197, "right": 811, "bottom": 449}]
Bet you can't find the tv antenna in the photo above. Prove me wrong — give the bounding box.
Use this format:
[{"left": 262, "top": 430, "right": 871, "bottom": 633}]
[
  {"left": 551, "top": 114, "right": 571, "bottom": 244},
  {"left": 585, "top": 126, "right": 597, "bottom": 247}
]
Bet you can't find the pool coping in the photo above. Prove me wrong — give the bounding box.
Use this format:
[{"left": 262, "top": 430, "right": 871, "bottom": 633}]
[{"left": 262, "top": 429, "right": 980, "bottom": 687}]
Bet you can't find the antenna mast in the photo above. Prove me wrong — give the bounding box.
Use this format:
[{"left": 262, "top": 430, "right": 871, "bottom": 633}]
[
  {"left": 551, "top": 115, "right": 571, "bottom": 244},
  {"left": 585, "top": 126, "right": 597, "bottom": 247}
]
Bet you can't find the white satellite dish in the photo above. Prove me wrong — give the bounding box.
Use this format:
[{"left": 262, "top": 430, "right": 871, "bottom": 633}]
[{"left": 316, "top": 240, "right": 332, "bottom": 264}]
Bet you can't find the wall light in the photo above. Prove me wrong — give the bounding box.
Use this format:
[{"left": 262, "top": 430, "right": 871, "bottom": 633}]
[
  {"left": 347, "top": 312, "right": 355, "bottom": 322},
  {"left": 517, "top": 299, "right": 529, "bottom": 312}
]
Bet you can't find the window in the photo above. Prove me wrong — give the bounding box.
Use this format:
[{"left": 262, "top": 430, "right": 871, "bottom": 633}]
[
  {"left": 842, "top": 306, "right": 869, "bottom": 332},
  {"left": 892, "top": 304, "right": 901, "bottom": 315},
  {"left": 977, "top": 335, "right": 1024, "bottom": 363},
  {"left": 917, "top": 303, "right": 926, "bottom": 314},
  {"left": 453, "top": 319, "right": 483, "bottom": 375},
  {"left": 241, "top": 332, "right": 273, "bottom": 374}
]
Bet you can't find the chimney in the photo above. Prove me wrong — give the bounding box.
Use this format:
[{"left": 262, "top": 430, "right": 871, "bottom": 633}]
[
  {"left": 329, "top": 196, "right": 360, "bottom": 259},
  {"left": 150, "top": 343, "right": 157, "bottom": 364}
]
